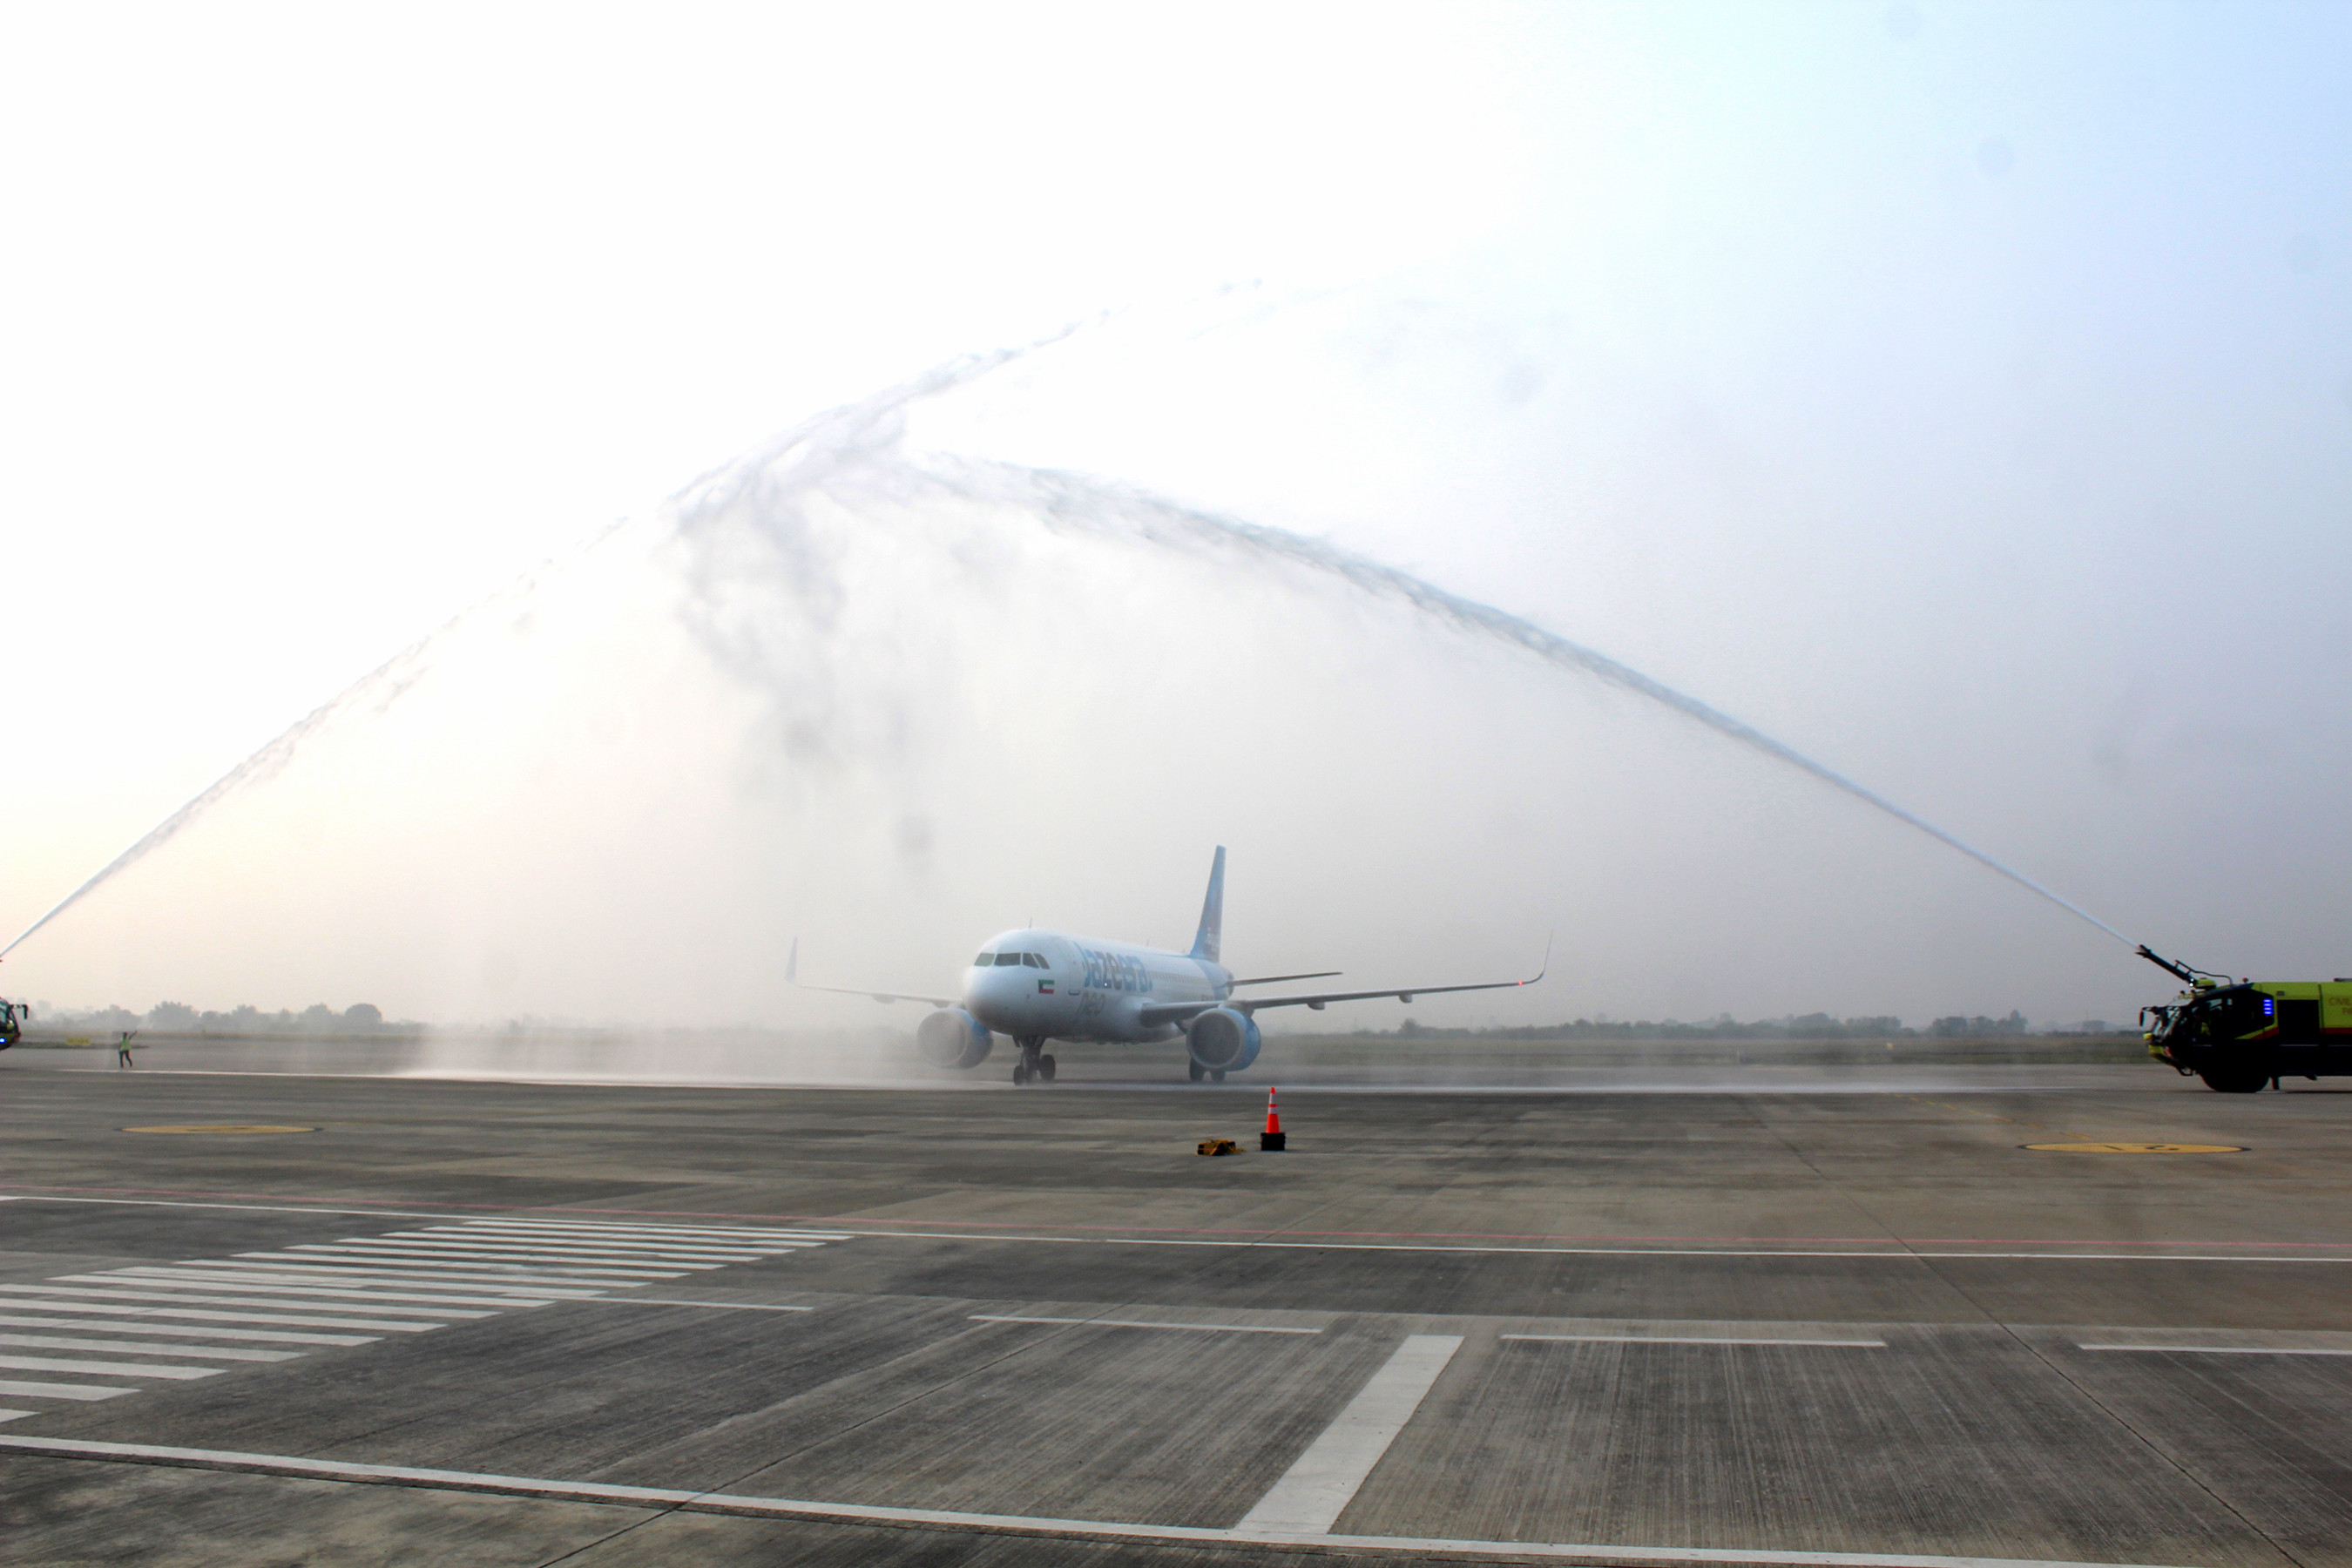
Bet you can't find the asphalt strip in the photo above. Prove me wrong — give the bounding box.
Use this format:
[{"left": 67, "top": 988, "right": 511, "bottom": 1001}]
[
  {"left": 7, "top": 1197, "right": 2346, "bottom": 1262},
  {"left": 0, "top": 1436, "right": 2200, "bottom": 1568}
]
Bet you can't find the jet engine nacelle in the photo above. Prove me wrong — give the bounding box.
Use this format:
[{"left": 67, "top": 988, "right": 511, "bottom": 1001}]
[
  {"left": 1186, "top": 1007, "right": 1261, "bottom": 1074},
  {"left": 916, "top": 1007, "right": 993, "bottom": 1070}
]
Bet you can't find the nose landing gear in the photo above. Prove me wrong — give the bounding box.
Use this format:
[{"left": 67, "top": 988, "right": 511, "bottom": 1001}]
[{"left": 1012, "top": 1037, "right": 1056, "bottom": 1086}]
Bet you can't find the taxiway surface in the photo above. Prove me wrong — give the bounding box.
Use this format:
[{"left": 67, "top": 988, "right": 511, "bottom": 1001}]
[{"left": 2, "top": 1062, "right": 2347, "bottom": 1566}]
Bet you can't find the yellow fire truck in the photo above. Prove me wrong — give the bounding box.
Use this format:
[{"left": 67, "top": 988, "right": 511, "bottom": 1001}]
[{"left": 2139, "top": 947, "right": 2352, "bottom": 1092}]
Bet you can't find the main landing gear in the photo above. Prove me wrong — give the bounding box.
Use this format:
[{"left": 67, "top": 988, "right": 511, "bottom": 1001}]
[
  {"left": 1011, "top": 1037, "right": 1058, "bottom": 1087},
  {"left": 1186, "top": 1059, "right": 1226, "bottom": 1084}
]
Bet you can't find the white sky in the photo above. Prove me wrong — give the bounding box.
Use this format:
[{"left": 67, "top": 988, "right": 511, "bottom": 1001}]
[{"left": 3, "top": 2, "right": 2347, "bottom": 1024}]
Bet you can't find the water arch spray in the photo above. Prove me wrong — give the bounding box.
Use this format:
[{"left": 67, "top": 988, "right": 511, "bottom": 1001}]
[{"left": 3, "top": 344, "right": 2132, "bottom": 983}]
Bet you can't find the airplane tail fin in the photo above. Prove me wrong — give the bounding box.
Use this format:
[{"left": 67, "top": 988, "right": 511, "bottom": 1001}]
[{"left": 1189, "top": 847, "right": 1227, "bottom": 963}]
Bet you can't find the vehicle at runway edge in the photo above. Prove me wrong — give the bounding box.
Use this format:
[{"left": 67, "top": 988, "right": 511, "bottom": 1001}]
[
  {"left": 2137, "top": 945, "right": 2352, "bottom": 1092},
  {"left": 0, "top": 995, "right": 27, "bottom": 1049},
  {"left": 793, "top": 847, "right": 1546, "bottom": 1086}
]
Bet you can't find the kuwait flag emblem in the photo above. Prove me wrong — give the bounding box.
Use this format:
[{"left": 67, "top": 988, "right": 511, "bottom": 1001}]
[{"left": 1038, "top": 979, "right": 1055, "bottom": 994}]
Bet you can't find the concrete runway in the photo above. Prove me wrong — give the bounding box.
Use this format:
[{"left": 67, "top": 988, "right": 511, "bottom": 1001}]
[{"left": 2, "top": 1060, "right": 2348, "bottom": 1566}]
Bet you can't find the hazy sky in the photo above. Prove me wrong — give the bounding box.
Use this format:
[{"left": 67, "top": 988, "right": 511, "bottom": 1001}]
[{"left": 3, "top": 3, "right": 2347, "bottom": 1027}]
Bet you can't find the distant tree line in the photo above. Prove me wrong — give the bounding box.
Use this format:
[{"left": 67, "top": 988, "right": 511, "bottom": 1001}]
[
  {"left": 1926, "top": 1010, "right": 2029, "bottom": 1038},
  {"left": 44, "top": 1002, "right": 419, "bottom": 1036}
]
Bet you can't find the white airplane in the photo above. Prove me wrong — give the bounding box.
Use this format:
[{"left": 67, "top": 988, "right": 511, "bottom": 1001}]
[{"left": 790, "top": 847, "right": 1546, "bottom": 1085}]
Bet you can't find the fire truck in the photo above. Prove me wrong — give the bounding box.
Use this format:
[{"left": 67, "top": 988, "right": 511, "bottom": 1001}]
[{"left": 2139, "top": 946, "right": 2352, "bottom": 1092}]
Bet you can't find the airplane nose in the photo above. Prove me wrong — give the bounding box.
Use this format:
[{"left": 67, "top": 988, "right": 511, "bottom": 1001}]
[{"left": 967, "top": 965, "right": 1025, "bottom": 1020}]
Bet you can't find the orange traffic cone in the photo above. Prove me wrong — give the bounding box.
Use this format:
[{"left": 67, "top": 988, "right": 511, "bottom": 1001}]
[{"left": 1260, "top": 1086, "right": 1286, "bottom": 1151}]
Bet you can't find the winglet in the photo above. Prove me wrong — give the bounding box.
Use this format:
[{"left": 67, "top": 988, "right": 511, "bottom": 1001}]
[
  {"left": 1189, "top": 847, "right": 1226, "bottom": 963},
  {"left": 1520, "top": 932, "right": 1553, "bottom": 986}
]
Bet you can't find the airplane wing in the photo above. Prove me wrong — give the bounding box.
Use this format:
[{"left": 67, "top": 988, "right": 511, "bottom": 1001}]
[
  {"left": 1139, "top": 944, "right": 1548, "bottom": 1029},
  {"left": 787, "top": 938, "right": 958, "bottom": 1008},
  {"left": 795, "top": 981, "right": 961, "bottom": 1006}
]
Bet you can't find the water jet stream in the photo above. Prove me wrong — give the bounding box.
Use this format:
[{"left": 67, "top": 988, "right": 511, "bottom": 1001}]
[
  {"left": 889, "top": 453, "right": 2145, "bottom": 944},
  {"left": 0, "top": 342, "right": 1056, "bottom": 965},
  {"left": 0, "top": 527, "right": 625, "bottom": 963},
  {"left": 894, "top": 454, "right": 2132, "bottom": 948},
  {"left": 3, "top": 344, "right": 2132, "bottom": 964}
]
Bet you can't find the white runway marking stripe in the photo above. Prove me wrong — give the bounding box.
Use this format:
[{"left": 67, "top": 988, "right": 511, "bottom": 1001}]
[
  {"left": 336, "top": 1234, "right": 750, "bottom": 1260},
  {"left": 0, "top": 1354, "right": 223, "bottom": 1380},
  {"left": 8, "top": 1197, "right": 858, "bottom": 1240},
  {"left": 212, "top": 1259, "right": 613, "bottom": 1293},
  {"left": 172, "top": 1260, "right": 578, "bottom": 1297},
  {"left": 26, "top": 1297, "right": 468, "bottom": 1316},
  {"left": 473, "top": 1220, "right": 848, "bottom": 1242},
  {"left": 0, "top": 1381, "right": 133, "bottom": 1401},
  {"left": 0, "top": 1410, "right": 31, "bottom": 1423},
  {"left": 821, "top": 1227, "right": 2352, "bottom": 1264},
  {"left": 0, "top": 1434, "right": 2197, "bottom": 1568},
  {"left": 1236, "top": 1334, "right": 1463, "bottom": 1535},
  {"left": 280, "top": 1246, "right": 686, "bottom": 1274},
  {"left": 0, "top": 1203, "right": 839, "bottom": 1417},
  {"left": 2080, "top": 1343, "right": 2352, "bottom": 1356},
  {"left": 971, "top": 1315, "right": 1321, "bottom": 1335},
  {"left": 413, "top": 1226, "right": 781, "bottom": 1245},
  {"left": 10, "top": 1199, "right": 2330, "bottom": 1264},
  {"left": 113, "top": 1268, "right": 568, "bottom": 1306},
  {"left": 379, "top": 1240, "right": 767, "bottom": 1263},
  {"left": 246, "top": 1261, "right": 666, "bottom": 1286},
  {"left": 0, "top": 1335, "right": 302, "bottom": 1362},
  {"left": 291, "top": 1253, "right": 706, "bottom": 1274},
  {"left": 1504, "top": 1334, "right": 1886, "bottom": 1348},
  {"left": 31, "top": 1282, "right": 486, "bottom": 1318},
  {"left": 273, "top": 1253, "right": 686, "bottom": 1279},
  {"left": 453, "top": 1235, "right": 815, "bottom": 1255},
  {"left": 0, "top": 1315, "right": 375, "bottom": 1346},
  {"left": 590, "top": 1299, "right": 814, "bottom": 1312},
  {"left": 397, "top": 1228, "right": 775, "bottom": 1254},
  {"left": 0, "top": 1296, "right": 445, "bottom": 1332},
  {"left": 206, "top": 1261, "right": 605, "bottom": 1289}
]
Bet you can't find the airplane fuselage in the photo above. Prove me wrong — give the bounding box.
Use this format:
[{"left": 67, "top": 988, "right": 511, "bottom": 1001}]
[{"left": 962, "top": 929, "right": 1229, "bottom": 1044}]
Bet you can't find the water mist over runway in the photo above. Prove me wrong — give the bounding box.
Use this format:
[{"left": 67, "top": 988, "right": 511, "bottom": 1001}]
[{"left": 6, "top": 348, "right": 2132, "bottom": 1056}]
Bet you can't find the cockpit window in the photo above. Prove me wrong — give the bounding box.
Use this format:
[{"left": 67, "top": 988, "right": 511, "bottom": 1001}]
[
  {"left": 993, "top": 951, "right": 1024, "bottom": 966},
  {"left": 972, "top": 953, "right": 993, "bottom": 967},
  {"left": 1025, "top": 953, "right": 1045, "bottom": 968}
]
